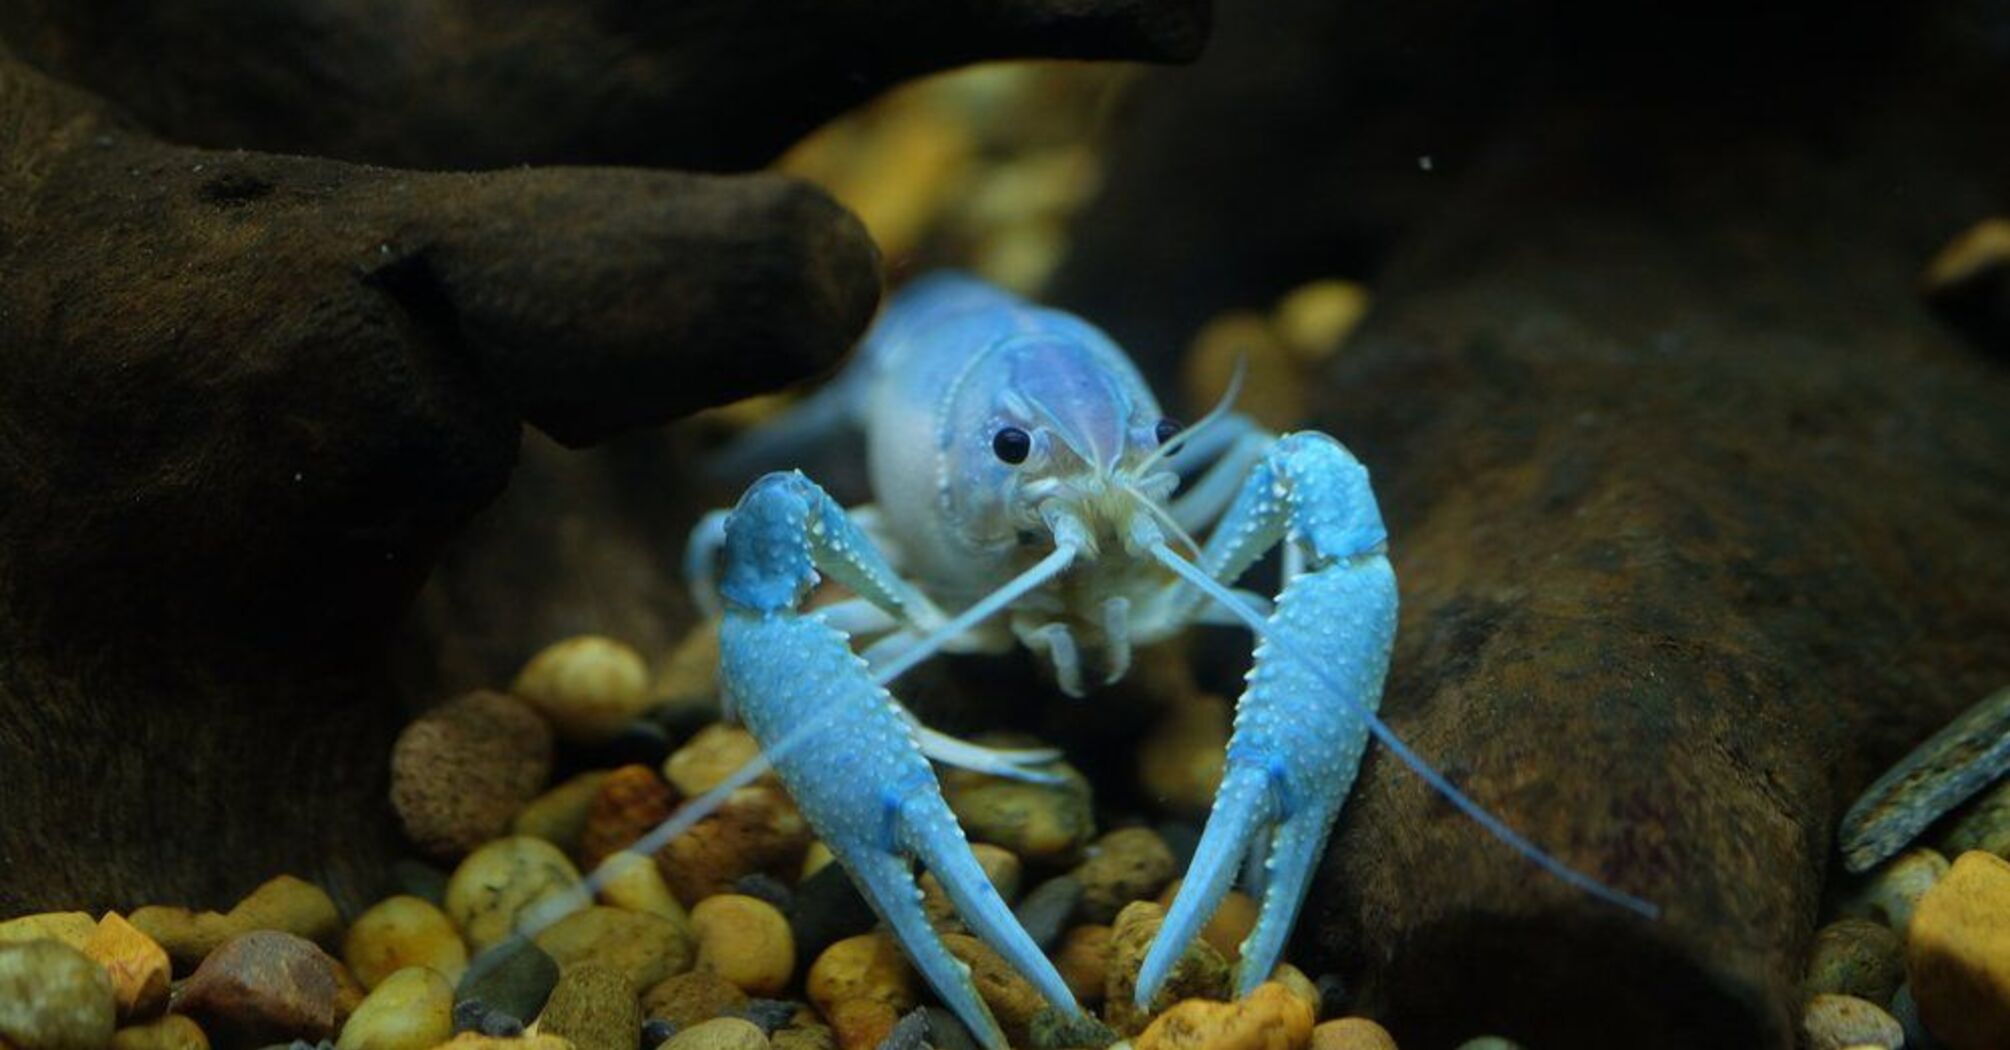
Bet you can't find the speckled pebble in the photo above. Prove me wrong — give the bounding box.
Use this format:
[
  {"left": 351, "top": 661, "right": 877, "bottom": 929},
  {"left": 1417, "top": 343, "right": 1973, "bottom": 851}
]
[
  {"left": 578, "top": 765, "right": 679, "bottom": 871},
  {"left": 1075, "top": 829, "right": 1176, "bottom": 925},
  {"left": 0, "top": 939, "right": 118, "bottom": 1050},
  {"left": 334, "top": 967, "right": 453, "bottom": 1050},
  {"left": 690, "top": 895, "right": 794, "bottom": 997},
  {"left": 174, "top": 931, "right": 362, "bottom": 1050},
  {"left": 457, "top": 942, "right": 560, "bottom": 1023},
  {"left": 1134, "top": 982, "right": 1313, "bottom": 1050},
  {"left": 534, "top": 965, "right": 640, "bottom": 1050},
  {"left": 654, "top": 787, "right": 811, "bottom": 906},
  {"left": 1026, "top": 1007, "right": 1115, "bottom": 1050},
  {"left": 342, "top": 896, "right": 468, "bottom": 990},
  {"left": 111, "top": 1015, "right": 211, "bottom": 1050},
  {"left": 1013, "top": 876, "right": 1084, "bottom": 952},
  {"left": 445, "top": 837, "right": 587, "bottom": 953},
  {"left": 1802, "top": 918, "right": 1903, "bottom": 1005},
  {"left": 532, "top": 906, "right": 692, "bottom": 996},
  {"left": 805, "top": 935, "right": 917, "bottom": 1015},
  {"left": 642, "top": 972, "right": 748, "bottom": 1029},
  {"left": 512, "top": 773, "right": 611, "bottom": 856},
  {"left": 660, "top": 1019, "right": 768, "bottom": 1050},
  {"left": 943, "top": 935, "right": 1042, "bottom": 1044},
  {"left": 1309, "top": 1018, "right": 1396, "bottom": 1050},
  {"left": 942, "top": 750, "right": 1094, "bottom": 864},
  {"left": 390, "top": 690, "right": 554, "bottom": 862},
  {"left": 1103, "top": 901, "right": 1230, "bottom": 1036},
  {"left": 1801, "top": 994, "right": 1903, "bottom": 1050},
  {"left": 512, "top": 635, "right": 656, "bottom": 743}
]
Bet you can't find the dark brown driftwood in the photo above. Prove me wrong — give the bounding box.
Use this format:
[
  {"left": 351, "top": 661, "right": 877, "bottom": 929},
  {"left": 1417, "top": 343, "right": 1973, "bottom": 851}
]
[{"left": 1054, "top": 1, "right": 2010, "bottom": 1046}]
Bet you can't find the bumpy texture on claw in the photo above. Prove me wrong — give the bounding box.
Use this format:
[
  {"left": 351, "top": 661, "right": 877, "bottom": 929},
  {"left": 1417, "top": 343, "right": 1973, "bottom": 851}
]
[
  {"left": 1139, "top": 434, "right": 1398, "bottom": 1003},
  {"left": 716, "top": 471, "right": 1083, "bottom": 1048}
]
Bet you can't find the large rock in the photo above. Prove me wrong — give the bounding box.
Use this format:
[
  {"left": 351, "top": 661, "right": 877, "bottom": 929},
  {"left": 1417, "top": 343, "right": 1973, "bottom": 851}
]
[{"left": 1054, "top": 2, "right": 2010, "bottom": 1046}]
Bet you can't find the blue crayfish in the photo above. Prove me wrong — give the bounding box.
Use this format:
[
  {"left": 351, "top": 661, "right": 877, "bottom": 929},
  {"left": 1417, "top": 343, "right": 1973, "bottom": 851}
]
[{"left": 678, "top": 274, "right": 1653, "bottom": 1046}]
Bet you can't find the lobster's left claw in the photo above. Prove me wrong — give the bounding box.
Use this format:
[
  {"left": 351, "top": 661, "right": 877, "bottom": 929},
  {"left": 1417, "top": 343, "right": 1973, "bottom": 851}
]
[{"left": 1138, "top": 433, "right": 1399, "bottom": 1003}]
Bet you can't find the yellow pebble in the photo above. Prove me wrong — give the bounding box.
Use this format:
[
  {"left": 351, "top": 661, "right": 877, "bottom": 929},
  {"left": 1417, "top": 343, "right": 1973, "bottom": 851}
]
[
  {"left": 342, "top": 895, "right": 468, "bottom": 990},
  {"left": 336, "top": 966, "right": 454, "bottom": 1050},
  {"left": 1136, "top": 982, "right": 1314, "bottom": 1050},
  {"left": 83, "top": 912, "right": 171, "bottom": 1020},
  {"left": 807, "top": 934, "right": 918, "bottom": 1014},
  {"left": 0, "top": 912, "right": 96, "bottom": 951},
  {"left": 1273, "top": 280, "right": 1370, "bottom": 365},
  {"left": 1270, "top": 963, "right": 1321, "bottom": 1018},
  {"left": 130, "top": 874, "right": 341, "bottom": 972},
  {"left": 690, "top": 895, "right": 795, "bottom": 997},
  {"left": 661, "top": 1018, "right": 771, "bottom": 1050},
  {"left": 823, "top": 999, "right": 898, "bottom": 1050},
  {"left": 1182, "top": 312, "right": 1304, "bottom": 431},
  {"left": 665, "top": 724, "right": 768, "bottom": 797},
  {"left": 1310, "top": 1017, "right": 1398, "bottom": 1050},
  {"left": 111, "top": 1015, "right": 210, "bottom": 1050},
  {"left": 513, "top": 771, "right": 611, "bottom": 854},
  {"left": 512, "top": 635, "right": 655, "bottom": 743},
  {"left": 595, "top": 852, "right": 690, "bottom": 924},
  {"left": 444, "top": 837, "right": 585, "bottom": 952},
  {"left": 534, "top": 906, "right": 693, "bottom": 996},
  {"left": 800, "top": 843, "right": 836, "bottom": 881}
]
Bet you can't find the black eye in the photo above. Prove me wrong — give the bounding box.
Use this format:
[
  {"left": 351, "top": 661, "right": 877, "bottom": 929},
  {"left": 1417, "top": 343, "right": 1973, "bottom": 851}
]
[
  {"left": 992, "top": 426, "right": 1031, "bottom": 464},
  {"left": 1155, "top": 418, "right": 1183, "bottom": 445}
]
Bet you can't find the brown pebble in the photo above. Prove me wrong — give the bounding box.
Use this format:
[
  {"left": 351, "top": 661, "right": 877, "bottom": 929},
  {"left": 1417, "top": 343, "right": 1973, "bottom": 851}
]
[
  {"left": 654, "top": 786, "right": 811, "bottom": 905},
  {"left": 1136, "top": 982, "right": 1314, "bottom": 1050},
  {"left": 533, "top": 906, "right": 693, "bottom": 996},
  {"left": 1310, "top": 1017, "right": 1397, "bottom": 1050},
  {"left": 83, "top": 912, "right": 171, "bottom": 1020},
  {"left": 822, "top": 1000, "right": 897, "bottom": 1050},
  {"left": 1055, "top": 925, "right": 1112, "bottom": 1006},
  {"left": 1076, "top": 828, "right": 1177, "bottom": 924},
  {"left": 641, "top": 971, "right": 749, "bottom": 1028},
  {"left": 945, "top": 934, "right": 1043, "bottom": 1044},
  {"left": 173, "top": 931, "right": 362, "bottom": 1050},
  {"left": 806, "top": 934, "right": 918, "bottom": 1014},
  {"left": 690, "top": 895, "right": 795, "bottom": 997},
  {"left": 536, "top": 964, "right": 641, "bottom": 1050},
  {"left": 1907, "top": 850, "right": 2010, "bottom": 1050},
  {"left": 390, "top": 690, "right": 554, "bottom": 862},
  {"left": 580, "top": 764, "right": 680, "bottom": 871}
]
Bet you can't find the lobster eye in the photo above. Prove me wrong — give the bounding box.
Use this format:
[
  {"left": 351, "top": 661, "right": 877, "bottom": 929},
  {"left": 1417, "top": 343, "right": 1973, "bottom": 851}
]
[
  {"left": 992, "top": 426, "right": 1031, "bottom": 464},
  {"left": 1155, "top": 418, "right": 1183, "bottom": 445}
]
